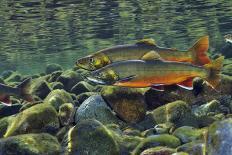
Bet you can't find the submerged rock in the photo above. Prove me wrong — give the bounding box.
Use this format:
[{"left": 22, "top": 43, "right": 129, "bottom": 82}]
[
  {"left": 0, "top": 70, "right": 14, "bottom": 79},
  {"left": 132, "top": 134, "right": 181, "bottom": 155},
  {"left": 207, "top": 118, "right": 232, "bottom": 155},
  {"left": 4, "top": 104, "right": 59, "bottom": 137},
  {"left": 172, "top": 126, "right": 206, "bottom": 143},
  {"left": 57, "top": 70, "right": 83, "bottom": 91},
  {"left": 102, "top": 86, "right": 147, "bottom": 123},
  {"left": 151, "top": 100, "right": 198, "bottom": 128},
  {"left": 58, "top": 103, "right": 75, "bottom": 126},
  {"left": 4, "top": 72, "right": 22, "bottom": 83},
  {"left": 75, "top": 95, "right": 124, "bottom": 126},
  {"left": 176, "top": 141, "right": 205, "bottom": 155},
  {"left": 62, "top": 119, "right": 119, "bottom": 155},
  {"left": 70, "top": 81, "right": 94, "bottom": 95},
  {"left": 222, "top": 64, "right": 232, "bottom": 76},
  {"left": 0, "top": 133, "right": 61, "bottom": 155},
  {"left": 45, "top": 63, "right": 62, "bottom": 74},
  {"left": 140, "top": 146, "right": 175, "bottom": 155},
  {"left": 0, "top": 116, "right": 14, "bottom": 138},
  {"left": 50, "top": 81, "right": 64, "bottom": 90},
  {"left": 31, "top": 79, "right": 52, "bottom": 99},
  {"left": 44, "top": 89, "right": 74, "bottom": 110},
  {"left": 75, "top": 92, "right": 98, "bottom": 106},
  {"left": 48, "top": 71, "right": 63, "bottom": 82}
]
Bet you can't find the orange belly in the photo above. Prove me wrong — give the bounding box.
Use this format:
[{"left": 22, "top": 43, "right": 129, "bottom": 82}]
[{"left": 114, "top": 73, "right": 195, "bottom": 88}]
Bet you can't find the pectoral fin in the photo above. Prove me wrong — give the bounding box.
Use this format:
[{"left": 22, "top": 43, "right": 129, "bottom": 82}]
[
  {"left": 0, "top": 94, "right": 11, "bottom": 106},
  {"left": 177, "top": 78, "right": 194, "bottom": 90},
  {"left": 117, "top": 75, "right": 136, "bottom": 83},
  {"left": 141, "top": 51, "right": 162, "bottom": 60}
]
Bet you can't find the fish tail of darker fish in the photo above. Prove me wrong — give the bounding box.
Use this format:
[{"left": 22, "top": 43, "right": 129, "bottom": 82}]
[
  {"left": 17, "top": 78, "right": 34, "bottom": 102},
  {"left": 204, "top": 56, "right": 224, "bottom": 90},
  {"left": 188, "top": 35, "right": 210, "bottom": 66}
]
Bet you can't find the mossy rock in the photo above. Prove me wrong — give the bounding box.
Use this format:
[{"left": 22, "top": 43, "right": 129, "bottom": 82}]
[
  {"left": 48, "top": 71, "right": 63, "bottom": 82},
  {"left": 0, "top": 133, "right": 61, "bottom": 155},
  {"left": 31, "top": 78, "right": 52, "bottom": 99},
  {"left": 172, "top": 126, "right": 206, "bottom": 143},
  {"left": 57, "top": 70, "right": 83, "bottom": 91},
  {"left": 140, "top": 146, "right": 176, "bottom": 155},
  {"left": 0, "top": 116, "right": 14, "bottom": 138},
  {"left": 4, "top": 104, "right": 59, "bottom": 137},
  {"left": 207, "top": 118, "right": 232, "bottom": 155},
  {"left": 176, "top": 141, "right": 205, "bottom": 155},
  {"left": 151, "top": 100, "right": 198, "bottom": 128},
  {"left": 101, "top": 86, "right": 147, "bottom": 123},
  {"left": 70, "top": 81, "right": 94, "bottom": 95},
  {"left": 62, "top": 119, "right": 119, "bottom": 155},
  {"left": 58, "top": 103, "right": 75, "bottom": 126},
  {"left": 44, "top": 89, "right": 74, "bottom": 111},
  {"left": 222, "top": 64, "right": 232, "bottom": 76},
  {"left": 50, "top": 82, "right": 64, "bottom": 90},
  {"left": 45, "top": 63, "right": 62, "bottom": 74},
  {"left": 0, "top": 70, "right": 14, "bottom": 79},
  {"left": 132, "top": 134, "right": 181, "bottom": 155},
  {"left": 4, "top": 72, "right": 22, "bottom": 83}
]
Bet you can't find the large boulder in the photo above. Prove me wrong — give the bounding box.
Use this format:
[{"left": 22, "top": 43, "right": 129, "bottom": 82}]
[
  {"left": 45, "top": 63, "right": 62, "bottom": 74},
  {"left": 57, "top": 70, "right": 83, "bottom": 91},
  {"left": 62, "top": 119, "right": 119, "bottom": 155},
  {"left": 75, "top": 95, "right": 124, "bottom": 126},
  {"left": 0, "top": 133, "right": 61, "bottom": 155},
  {"left": 70, "top": 81, "right": 94, "bottom": 95},
  {"left": 4, "top": 104, "right": 59, "bottom": 137},
  {"left": 101, "top": 86, "right": 147, "bottom": 123},
  {"left": 0, "top": 116, "right": 14, "bottom": 138},
  {"left": 31, "top": 79, "right": 52, "bottom": 99},
  {"left": 151, "top": 100, "right": 198, "bottom": 128},
  {"left": 44, "top": 89, "right": 74, "bottom": 110},
  {"left": 207, "top": 118, "right": 232, "bottom": 155}
]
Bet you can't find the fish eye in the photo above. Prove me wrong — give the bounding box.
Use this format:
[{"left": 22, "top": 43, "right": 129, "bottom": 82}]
[{"left": 89, "top": 58, "right": 94, "bottom": 63}]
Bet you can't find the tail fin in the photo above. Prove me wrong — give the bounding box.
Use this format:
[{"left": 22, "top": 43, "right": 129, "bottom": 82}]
[
  {"left": 17, "top": 78, "right": 34, "bottom": 102},
  {"left": 188, "top": 36, "right": 210, "bottom": 65},
  {"left": 204, "top": 56, "right": 224, "bottom": 89}
]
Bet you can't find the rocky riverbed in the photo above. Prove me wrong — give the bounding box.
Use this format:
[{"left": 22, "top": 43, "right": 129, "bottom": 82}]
[{"left": 0, "top": 61, "right": 231, "bottom": 155}]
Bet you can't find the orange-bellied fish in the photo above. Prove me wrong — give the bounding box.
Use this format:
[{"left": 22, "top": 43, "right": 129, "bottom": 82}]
[
  {"left": 87, "top": 55, "right": 224, "bottom": 90},
  {"left": 76, "top": 36, "right": 210, "bottom": 71},
  {"left": 0, "top": 78, "right": 34, "bottom": 106}
]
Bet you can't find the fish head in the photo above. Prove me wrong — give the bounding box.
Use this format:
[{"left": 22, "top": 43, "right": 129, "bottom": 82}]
[
  {"left": 76, "top": 53, "right": 111, "bottom": 71},
  {"left": 87, "top": 68, "right": 120, "bottom": 85}
]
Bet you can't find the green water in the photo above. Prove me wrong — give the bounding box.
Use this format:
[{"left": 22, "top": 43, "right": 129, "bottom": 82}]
[{"left": 0, "top": 0, "right": 231, "bottom": 74}]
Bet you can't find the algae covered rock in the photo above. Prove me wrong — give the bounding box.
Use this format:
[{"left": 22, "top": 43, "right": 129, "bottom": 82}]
[
  {"left": 58, "top": 103, "right": 75, "bottom": 126},
  {"left": 70, "top": 81, "right": 94, "bottom": 95},
  {"left": 132, "top": 134, "right": 181, "bottom": 155},
  {"left": 222, "top": 64, "right": 232, "bottom": 76},
  {"left": 4, "top": 104, "right": 59, "bottom": 137},
  {"left": 50, "top": 81, "right": 64, "bottom": 90},
  {"left": 140, "top": 146, "right": 175, "bottom": 155},
  {"left": 207, "top": 118, "right": 232, "bottom": 155},
  {"left": 0, "top": 133, "right": 61, "bottom": 155},
  {"left": 101, "top": 86, "right": 147, "bottom": 123},
  {"left": 57, "top": 70, "right": 83, "bottom": 91},
  {"left": 151, "top": 100, "right": 198, "bottom": 127},
  {"left": 31, "top": 79, "right": 52, "bottom": 99},
  {"left": 48, "top": 70, "right": 63, "bottom": 82},
  {"left": 172, "top": 126, "right": 206, "bottom": 143},
  {"left": 44, "top": 89, "right": 74, "bottom": 110},
  {"left": 0, "top": 116, "right": 14, "bottom": 138},
  {"left": 62, "top": 119, "right": 119, "bottom": 155},
  {"left": 0, "top": 70, "right": 14, "bottom": 79},
  {"left": 45, "top": 63, "right": 62, "bottom": 74},
  {"left": 4, "top": 72, "right": 22, "bottom": 83},
  {"left": 0, "top": 104, "right": 22, "bottom": 118},
  {"left": 75, "top": 95, "right": 124, "bottom": 125},
  {"left": 176, "top": 141, "right": 205, "bottom": 155},
  {"left": 75, "top": 92, "right": 98, "bottom": 106}
]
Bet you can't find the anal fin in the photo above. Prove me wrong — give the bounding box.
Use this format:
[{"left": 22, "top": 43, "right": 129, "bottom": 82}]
[{"left": 177, "top": 78, "right": 194, "bottom": 90}]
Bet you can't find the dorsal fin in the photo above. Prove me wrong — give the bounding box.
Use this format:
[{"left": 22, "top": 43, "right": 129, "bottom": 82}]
[
  {"left": 136, "top": 38, "right": 156, "bottom": 46},
  {"left": 141, "top": 51, "right": 161, "bottom": 60}
]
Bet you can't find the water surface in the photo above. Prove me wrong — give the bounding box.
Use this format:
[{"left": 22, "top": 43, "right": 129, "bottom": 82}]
[{"left": 0, "top": 0, "right": 231, "bottom": 74}]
